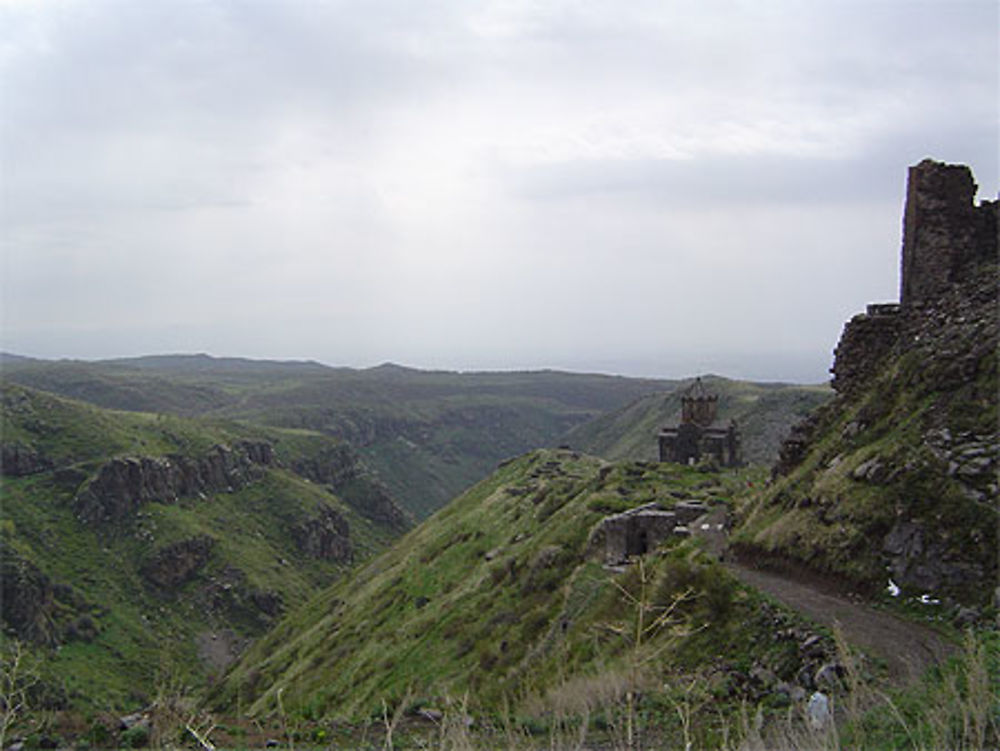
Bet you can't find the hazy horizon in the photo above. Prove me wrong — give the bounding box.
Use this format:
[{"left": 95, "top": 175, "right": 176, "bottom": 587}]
[
  {"left": 0, "top": 346, "right": 836, "bottom": 385},
  {"left": 2, "top": 1, "right": 997, "bottom": 384}
]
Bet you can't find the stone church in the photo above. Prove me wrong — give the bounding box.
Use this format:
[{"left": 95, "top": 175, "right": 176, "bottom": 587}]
[{"left": 658, "top": 378, "right": 742, "bottom": 467}]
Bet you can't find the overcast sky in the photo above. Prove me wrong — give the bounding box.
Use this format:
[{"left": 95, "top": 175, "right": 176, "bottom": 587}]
[{"left": 2, "top": 0, "right": 997, "bottom": 382}]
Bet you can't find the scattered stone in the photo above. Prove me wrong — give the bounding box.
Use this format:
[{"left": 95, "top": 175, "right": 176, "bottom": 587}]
[
  {"left": 807, "top": 692, "right": 832, "bottom": 730},
  {"left": 799, "top": 635, "right": 824, "bottom": 656},
  {"left": 851, "top": 457, "right": 886, "bottom": 483},
  {"left": 954, "top": 606, "right": 980, "bottom": 627},
  {"left": 118, "top": 713, "right": 149, "bottom": 731}
]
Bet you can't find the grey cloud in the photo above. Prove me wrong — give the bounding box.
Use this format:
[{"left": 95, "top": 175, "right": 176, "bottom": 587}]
[
  {"left": 1, "top": 0, "right": 997, "bottom": 382},
  {"left": 506, "top": 156, "right": 897, "bottom": 205}
]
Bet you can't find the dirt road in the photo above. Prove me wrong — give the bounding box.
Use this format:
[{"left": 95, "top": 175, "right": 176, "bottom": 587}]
[
  {"left": 690, "top": 508, "right": 956, "bottom": 684},
  {"left": 724, "top": 563, "right": 957, "bottom": 684}
]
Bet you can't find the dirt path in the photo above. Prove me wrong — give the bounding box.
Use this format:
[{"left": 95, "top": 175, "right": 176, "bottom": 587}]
[
  {"left": 725, "top": 562, "right": 957, "bottom": 684},
  {"left": 690, "top": 508, "right": 957, "bottom": 684}
]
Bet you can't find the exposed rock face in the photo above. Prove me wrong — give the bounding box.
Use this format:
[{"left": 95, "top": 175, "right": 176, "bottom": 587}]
[
  {"left": 0, "top": 549, "right": 97, "bottom": 646},
  {"left": 197, "top": 565, "right": 285, "bottom": 629},
  {"left": 74, "top": 441, "right": 274, "bottom": 524},
  {"left": 289, "top": 444, "right": 409, "bottom": 530},
  {"left": 141, "top": 535, "right": 216, "bottom": 589},
  {"left": 0, "top": 551, "right": 57, "bottom": 645},
  {"left": 882, "top": 520, "right": 985, "bottom": 594},
  {"left": 0, "top": 443, "right": 52, "bottom": 477},
  {"left": 292, "top": 505, "right": 353, "bottom": 562}
]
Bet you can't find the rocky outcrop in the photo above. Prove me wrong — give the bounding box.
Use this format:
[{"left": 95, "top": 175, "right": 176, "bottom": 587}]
[
  {"left": 141, "top": 535, "right": 216, "bottom": 589},
  {"left": 882, "top": 520, "right": 985, "bottom": 594},
  {"left": 0, "top": 443, "right": 52, "bottom": 477},
  {"left": 288, "top": 443, "right": 363, "bottom": 487},
  {"left": 0, "top": 549, "right": 97, "bottom": 646},
  {"left": 289, "top": 444, "right": 409, "bottom": 530},
  {"left": 196, "top": 565, "right": 284, "bottom": 630},
  {"left": 292, "top": 505, "right": 353, "bottom": 562},
  {"left": 74, "top": 441, "right": 274, "bottom": 524},
  {"left": 0, "top": 550, "right": 58, "bottom": 645}
]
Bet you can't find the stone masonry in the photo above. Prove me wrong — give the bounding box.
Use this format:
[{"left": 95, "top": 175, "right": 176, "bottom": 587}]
[{"left": 830, "top": 159, "right": 998, "bottom": 396}]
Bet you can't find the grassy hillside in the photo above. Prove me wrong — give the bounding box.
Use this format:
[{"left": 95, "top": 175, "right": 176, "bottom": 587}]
[
  {"left": 211, "top": 450, "right": 849, "bottom": 743},
  {"left": 212, "top": 448, "right": 996, "bottom": 749},
  {"left": 1, "top": 357, "right": 677, "bottom": 519},
  {"left": 564, "top": 376, "right": 831, "bottom": 465},
  {"left": 0, "top": 383, "right": 407, "bottom": 713}
]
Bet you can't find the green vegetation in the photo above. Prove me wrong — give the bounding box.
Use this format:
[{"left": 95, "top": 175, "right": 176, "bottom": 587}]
[
  {"left": 733, "top": 328, "right": 998, "bottom": 605},
  {"left": 3, "top": 356, "right": 823, "bottom": 520},
  {"left": 2, "top": 359, "right": 675, "bottom": 514},
  {"left": 0, "top": 383, "right": 405, "bottom": 712},
  {"left": 213, "top": 451, "right": 821, "bottom": 741}
]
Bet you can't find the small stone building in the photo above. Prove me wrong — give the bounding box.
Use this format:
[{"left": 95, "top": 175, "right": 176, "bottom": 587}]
[
  {"left": 658, "top": 379, "right": 741, "bottom": 467},
  {"left": 596, "top": 500, "right": 709, "bottom": 564}
]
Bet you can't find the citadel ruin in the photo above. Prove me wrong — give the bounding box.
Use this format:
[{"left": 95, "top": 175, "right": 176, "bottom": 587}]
[
  {"left": 830, "top": 159, "right": 998, "bottom": 396},
  {"left": 657, "top": 378, "right": 742, "bottom": 467}
]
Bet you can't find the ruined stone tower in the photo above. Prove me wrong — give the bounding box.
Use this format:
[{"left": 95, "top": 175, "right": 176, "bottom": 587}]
[
  {"left": 900, "top": 159, "right": 997, "bottom": 307},
  {"left": 680, "top": 377, "right": 718, "bottom": 426},
  {"left": 830, "top": 159, "right": 998, "bottom": 396}
]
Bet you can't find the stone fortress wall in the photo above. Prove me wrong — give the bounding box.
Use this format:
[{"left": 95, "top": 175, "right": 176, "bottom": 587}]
[{"left": 830, "top": 159, "right": 998, "bottom": 396}]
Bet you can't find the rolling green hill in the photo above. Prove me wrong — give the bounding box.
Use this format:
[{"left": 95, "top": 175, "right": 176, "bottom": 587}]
[
  {"left": 1, "top": 357, "right": 830, "bottom": 521},
  {"left": 211, "top": 450, "right": 834, "bottom": 742},
  {"left": 0, "top": 383, "right": 408, "bottom": 712},
  {"left": 1, "top": 357, "right": 679, "bottom": 518}
]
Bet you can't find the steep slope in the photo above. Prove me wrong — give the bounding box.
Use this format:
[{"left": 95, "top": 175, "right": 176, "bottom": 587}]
[
  {"left": 0, "top": 383, "right": 408, "bottom": 711},
  {"left": 734, "top": 160, "right": 998, "bottom": 607},
  {"left": 213, "top": 450, "right": 849, "bottom": 744},
  {"left": 564, "top": 377, "right": 831, "bottom": 465},
  {"left": 2, "top": 359, "right": 676, "bottom": 518}
]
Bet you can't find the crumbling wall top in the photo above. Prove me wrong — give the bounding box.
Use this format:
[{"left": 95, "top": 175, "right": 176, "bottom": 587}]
[{"left": 900, "top": 159, "right": 996, "bottom": 307}]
